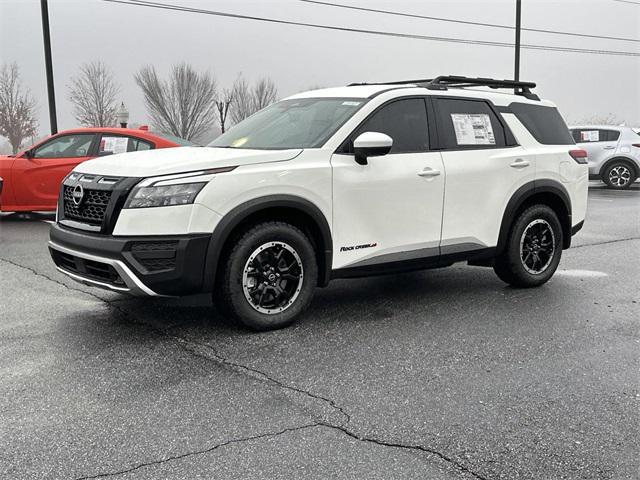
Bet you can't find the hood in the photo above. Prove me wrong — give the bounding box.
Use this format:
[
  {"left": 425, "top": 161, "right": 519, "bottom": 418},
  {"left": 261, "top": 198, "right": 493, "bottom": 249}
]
[{"left": 73, "top": 146, "right": 303, "bottom": 177}]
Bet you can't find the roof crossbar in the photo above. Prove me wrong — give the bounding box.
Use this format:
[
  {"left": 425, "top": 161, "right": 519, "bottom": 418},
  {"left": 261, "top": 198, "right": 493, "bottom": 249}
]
[{"left": 348, "top": 75, "right": 540, "bottom": 100}]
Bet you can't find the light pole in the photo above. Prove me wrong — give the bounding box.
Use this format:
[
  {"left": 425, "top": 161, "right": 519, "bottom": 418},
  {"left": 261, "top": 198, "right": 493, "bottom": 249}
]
[
  {"left": 40, "top": 0, "right": 57, "bottom": 134},
  {"left": 514, "top": 0, "right": 522, "bottom": 82},
  {"left": 116, "top": 102, "right": 129, "bottom": 128}
]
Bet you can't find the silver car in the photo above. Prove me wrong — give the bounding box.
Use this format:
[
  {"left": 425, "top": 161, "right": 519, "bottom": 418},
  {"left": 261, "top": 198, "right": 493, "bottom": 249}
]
[{"left": 569, "top": 125, "right": 640, "bottom": 189}]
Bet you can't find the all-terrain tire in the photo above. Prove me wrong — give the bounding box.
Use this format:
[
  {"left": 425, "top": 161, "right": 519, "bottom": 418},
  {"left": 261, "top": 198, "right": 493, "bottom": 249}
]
[
  {"left": 214, "top": 221, "right": 318, "bottom": 331},
  {"left": 493, "top": 205, "right": 563, "bottom": 288}
]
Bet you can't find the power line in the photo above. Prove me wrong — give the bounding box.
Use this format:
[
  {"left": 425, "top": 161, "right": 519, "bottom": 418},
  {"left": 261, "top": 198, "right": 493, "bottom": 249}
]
[
  {"left": 300, "top": 0, "right": 640, "bottom": 44},
  {"left": 611, "top": 0, "right": 640, "bottom": 5},
  {"left": 102, "top": 0, "right": 640, "bottom": 57}
]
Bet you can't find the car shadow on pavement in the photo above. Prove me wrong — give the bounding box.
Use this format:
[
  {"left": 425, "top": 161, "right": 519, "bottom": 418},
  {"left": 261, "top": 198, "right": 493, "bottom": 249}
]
[
  {"left": 103, "top": 266, "right": 532, "bottom": 336},
  {"left": 0, "top": 211, "right": 56, "bottom": 222},
  {"left": 588, "top": 181, "right": 640, "bottom": 192}
]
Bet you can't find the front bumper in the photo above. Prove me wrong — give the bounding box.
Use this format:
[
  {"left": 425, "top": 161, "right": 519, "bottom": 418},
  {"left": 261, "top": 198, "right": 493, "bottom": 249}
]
[{"left": 49, "top": 223, "right": 211, "bottom": 296}]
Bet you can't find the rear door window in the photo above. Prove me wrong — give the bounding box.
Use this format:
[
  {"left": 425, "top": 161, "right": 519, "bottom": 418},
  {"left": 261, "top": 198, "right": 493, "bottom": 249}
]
[
  {"left": 434, "top": 98, "right": 509, "bottom": 149},
  {"left": 571, "top": 129, "right": 585, "bottom": 143},
  {"left": 98, "top": 135, "right": 153, "bottom": 155},
  {"left": 510, "top": 103, "right": 574, "bottom": 145},
  {"left": 571, "top": 129, "right": 620, "bottom": 143}
]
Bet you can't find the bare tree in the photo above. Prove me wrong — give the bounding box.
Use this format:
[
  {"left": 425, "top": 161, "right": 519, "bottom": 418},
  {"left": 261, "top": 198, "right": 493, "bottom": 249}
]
[
  {"left": 68, "top": 62, "right": 120, "bottom": 127},
  {"left": 0, "top": 63, "right": 38, "bottom": 154},
  {"left": 230, "top": 75, "right": 253, "bottom": 125},
  {"left": 573, "top": 113, "right": 625, "bottom": 126},
  {"left": 135, "top": 63, "right": 217, "bottom": 141},
  {"left": 251, "top": 77, "right": 278, "bottom": 112},
  {"left": 215, "top": 88, "right": 233, "bottom": 134},
  {"left": 229, "top": 75, "right": 278, "bottom": 125}
]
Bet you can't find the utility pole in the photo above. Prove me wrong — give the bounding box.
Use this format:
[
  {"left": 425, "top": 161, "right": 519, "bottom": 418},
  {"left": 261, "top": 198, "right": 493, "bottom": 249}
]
[
  {"left": 40, "top": 0, "right": 58, "bottom": 134},
  {"left": 514, "top": 0, "right": 522, "bottom": 83}
]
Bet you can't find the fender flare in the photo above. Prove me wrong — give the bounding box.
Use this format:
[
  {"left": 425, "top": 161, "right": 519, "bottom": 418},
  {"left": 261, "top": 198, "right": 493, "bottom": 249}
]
[
  {"left": 496, "top": 180, "right": 573, "bottom": 253},
  {"left": 203, "top": 195, "right": 333, "bottom": 291}
]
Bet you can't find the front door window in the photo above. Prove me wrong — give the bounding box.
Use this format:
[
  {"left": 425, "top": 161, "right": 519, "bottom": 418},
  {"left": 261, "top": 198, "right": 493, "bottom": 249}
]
[{"left": 33, "top": 134, "right": 95, "bottom": 158}]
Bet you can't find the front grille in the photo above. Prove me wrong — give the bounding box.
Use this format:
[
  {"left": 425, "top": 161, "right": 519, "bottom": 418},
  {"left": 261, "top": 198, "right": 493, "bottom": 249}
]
[
  {"left": 63, "top": 186, "right": 112, "bottom": 225},
  {"left": 130, "top": 241, "right": 178, "bottom": 272},
  {"left": 50, "top": 249, "right": 124, "bottom": 286}
]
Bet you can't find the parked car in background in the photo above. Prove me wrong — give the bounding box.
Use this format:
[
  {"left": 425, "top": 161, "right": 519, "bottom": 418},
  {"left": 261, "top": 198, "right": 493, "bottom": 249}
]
[
  {"left": 0, "top": 128, "right": 192, "bottom": 212},
  {"left": 569, "top": 125, "right": 640, "bottom": 189}
]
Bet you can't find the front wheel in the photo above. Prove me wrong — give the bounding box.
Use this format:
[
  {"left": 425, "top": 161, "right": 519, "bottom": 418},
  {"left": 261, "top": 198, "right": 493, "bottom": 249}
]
[
  {"left": 603, "top": 161, "right": 636, "bottom": 190},
  {"left": 215, "top": 221, "right": 318, "bottom": 331},
  {"left": 493, "top": 205, "right": 563, "bottom": 288}
]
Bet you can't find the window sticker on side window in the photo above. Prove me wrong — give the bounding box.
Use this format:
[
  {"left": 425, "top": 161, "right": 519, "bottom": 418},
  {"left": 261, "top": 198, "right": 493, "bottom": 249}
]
[
  {"left": 341, "top": 101, "right": 362, "bottom": 106},
  {"left": 450, "top": 113, "right": 495, "bottom": 145},
  {"left": 101, "top": 136, "right": 129, "bottom": 154},
  {"left": 580, "top": 130, "right": 599, "bottom": 142}
]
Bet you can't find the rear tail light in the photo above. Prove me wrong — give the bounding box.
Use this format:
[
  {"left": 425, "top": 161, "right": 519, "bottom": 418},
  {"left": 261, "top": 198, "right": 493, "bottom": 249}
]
[{"left": 569, "top": 149, "right": 588, "bottom": 164}]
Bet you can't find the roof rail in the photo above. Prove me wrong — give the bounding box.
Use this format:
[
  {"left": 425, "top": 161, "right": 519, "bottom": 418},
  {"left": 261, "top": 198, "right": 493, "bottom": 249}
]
[{"left": 348, "top": 75, "right": 540, "bottom": 101}]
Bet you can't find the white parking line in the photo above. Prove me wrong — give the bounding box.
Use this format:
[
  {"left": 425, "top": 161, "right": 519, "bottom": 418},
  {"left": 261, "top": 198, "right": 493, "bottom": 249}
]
[{"left": 555, "top": 269, "right": 609, "bottom": 278}]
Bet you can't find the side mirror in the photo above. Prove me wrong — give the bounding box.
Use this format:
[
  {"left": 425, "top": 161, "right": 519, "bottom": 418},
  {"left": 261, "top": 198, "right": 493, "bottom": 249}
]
[
  {"left": 352, "top": 132, "right": 392, "bottom": 165},
  {"left": 23, "top": 149, "right": 34, "bottom": 159}
]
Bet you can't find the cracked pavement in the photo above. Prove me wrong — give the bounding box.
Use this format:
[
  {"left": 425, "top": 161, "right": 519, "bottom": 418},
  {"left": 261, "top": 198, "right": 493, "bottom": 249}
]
[{"left": 1, "top": 184, "right": 638, "bottom": 479}]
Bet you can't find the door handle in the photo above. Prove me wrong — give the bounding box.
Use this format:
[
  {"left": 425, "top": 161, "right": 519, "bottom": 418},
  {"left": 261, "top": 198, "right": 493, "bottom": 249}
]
[
  {"left": 509, "top": 159, "right": 530, "bottom": 168},
  {"left": 417, "top": 168, "right": 441, "bottom": 177},
  {"left": 603, "top": 146, "right": 616, "bottom": 150}
]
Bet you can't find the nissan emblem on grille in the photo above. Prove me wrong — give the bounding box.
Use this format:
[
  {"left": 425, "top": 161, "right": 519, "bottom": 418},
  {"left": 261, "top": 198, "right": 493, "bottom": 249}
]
[{"left": 72, "top": 184, "right": 84, "bottom": 206}]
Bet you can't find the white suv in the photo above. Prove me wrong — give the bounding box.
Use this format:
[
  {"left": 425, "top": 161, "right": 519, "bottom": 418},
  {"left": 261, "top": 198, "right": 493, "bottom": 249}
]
[{"left": 49, "top": 76, "right": 588, "bottom": 330}]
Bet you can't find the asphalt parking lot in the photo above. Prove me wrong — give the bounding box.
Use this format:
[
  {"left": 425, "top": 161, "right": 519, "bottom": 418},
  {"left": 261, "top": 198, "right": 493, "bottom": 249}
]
[{"left": 1, "top": 183, "right": 638, "bottom": 480}]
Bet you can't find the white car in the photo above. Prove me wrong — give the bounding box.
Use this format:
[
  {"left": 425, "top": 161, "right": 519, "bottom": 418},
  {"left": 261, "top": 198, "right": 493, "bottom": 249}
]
[
  {"left": 49, "top": 76, "right": 588, "bottom": 330},
  {"left": 569, "top": 125, "right": 640, "bottom": 189}
]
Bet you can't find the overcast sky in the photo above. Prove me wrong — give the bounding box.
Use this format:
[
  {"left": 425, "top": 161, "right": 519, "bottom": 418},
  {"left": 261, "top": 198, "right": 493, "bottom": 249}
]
[{"left": 1, "top": 0, "right": 639, "bottom": 141}]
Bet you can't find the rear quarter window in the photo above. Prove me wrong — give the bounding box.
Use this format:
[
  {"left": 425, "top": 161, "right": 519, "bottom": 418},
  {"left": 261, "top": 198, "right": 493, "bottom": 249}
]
[
  {"left": 510, "top": 103, "right": 574, "bottom": 145},
  {"left": 601, "top": 130, "right": 620, "bottom": 142}
]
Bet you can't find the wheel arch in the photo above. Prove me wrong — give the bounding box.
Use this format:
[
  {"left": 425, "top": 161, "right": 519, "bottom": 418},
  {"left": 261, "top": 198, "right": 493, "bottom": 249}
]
[
  {"left": 599, "top": 156, "right": 639, "bottom": 178},
  {"left": 497, "top": 180, "right": 573, "bottom": 253},
  {"left": 203, "top": 195, "right": 333, "bottom": 291}
]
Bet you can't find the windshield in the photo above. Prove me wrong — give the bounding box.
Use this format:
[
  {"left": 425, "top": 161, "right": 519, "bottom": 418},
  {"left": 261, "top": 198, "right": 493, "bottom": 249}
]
[{"left": 208, "top": 97, "right": 367, "bottom": 150}]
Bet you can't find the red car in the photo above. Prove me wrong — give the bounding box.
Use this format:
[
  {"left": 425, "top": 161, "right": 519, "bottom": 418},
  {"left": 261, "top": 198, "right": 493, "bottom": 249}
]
[{"left": 0, "top": 127, "right": 191, "bottom": 212}]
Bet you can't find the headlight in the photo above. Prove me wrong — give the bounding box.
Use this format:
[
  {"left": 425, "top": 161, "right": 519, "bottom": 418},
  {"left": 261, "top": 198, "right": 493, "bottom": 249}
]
[
  {"left": 124, "top": 166, "right": 236, "bottom": 209},
  {"left": 124, "top": 182, "right": 206, "bottom": 209}
]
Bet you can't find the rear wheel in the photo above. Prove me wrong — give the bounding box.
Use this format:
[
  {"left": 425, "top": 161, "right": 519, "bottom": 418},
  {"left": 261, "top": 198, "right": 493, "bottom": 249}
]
[
  {"left": 603, "top": 160, "right": 636, "bottom": 190},
  {"left": 493, "top": 205, "right": 563, "bottom": 287},
  {"left": 215, "top": 221, "right": 318, "bottom": 331}
]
